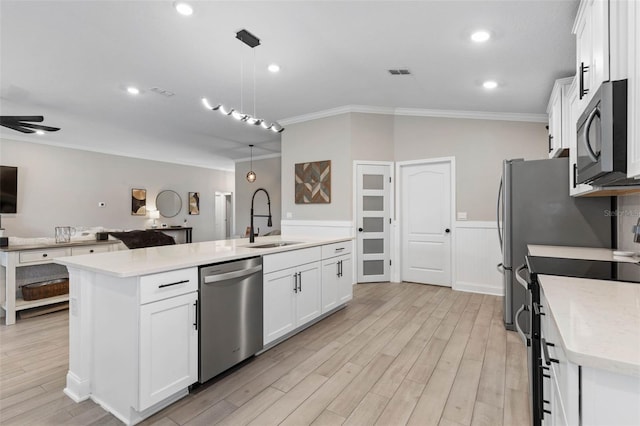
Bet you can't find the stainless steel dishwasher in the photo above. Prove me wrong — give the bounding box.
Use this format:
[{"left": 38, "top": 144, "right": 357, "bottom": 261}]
[{"left": 198, "top": 256, "right": 263, "bottom": 383}]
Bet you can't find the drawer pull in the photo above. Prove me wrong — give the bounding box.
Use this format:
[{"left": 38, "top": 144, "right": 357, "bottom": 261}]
[
  {"left": 158, "top": 279, "right": 189, "bottom": 289},
  {"left": 541, "top": 338, "right": 559, "bottom": 365},
  {"left": 89, "top": 249, "right": 94, "bottom": 253},
  {"left": 335, "top": 247, "right": 345, "bottom": 252},
  {"left": 42, "top": 253, "right": 48, "bottom": 258}
]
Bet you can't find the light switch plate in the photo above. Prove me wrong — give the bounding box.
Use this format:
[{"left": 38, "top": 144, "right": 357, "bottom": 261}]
[{"left": 457, "top": 212, "right": 468, "bottom": 220}]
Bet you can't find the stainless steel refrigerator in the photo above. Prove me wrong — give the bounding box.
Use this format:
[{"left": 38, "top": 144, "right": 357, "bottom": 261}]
[{"left": 497, "top": 158, "right": 613, "bottom": 331}]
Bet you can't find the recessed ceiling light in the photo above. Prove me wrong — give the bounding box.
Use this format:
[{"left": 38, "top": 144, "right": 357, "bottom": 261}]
[
  {"left": 268, "top": 64, "right": 280, "bottom": 73},
  {"left": 471, "top": 30, "right": 491, "bottom": 43},
  {"left": 127, "top": 86, "right": 140, "bottom": 95},
  {"left": 35, "top": 130, "right": 45, "bottom": 135},
  {"left": 483, "top": 80, "right": 498, "bottom": 89},
  {"left": 174, "top": 2, "right": 193, "bottom": 16}
]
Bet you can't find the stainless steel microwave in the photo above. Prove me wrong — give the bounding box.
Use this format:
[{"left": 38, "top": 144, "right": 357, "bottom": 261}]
[{"left": 576, "top": 79, "right": 632, "bottom": 186}]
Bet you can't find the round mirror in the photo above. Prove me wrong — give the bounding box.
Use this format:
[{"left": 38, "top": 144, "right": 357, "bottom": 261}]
[{"left": 156, "top": 190, "right": 182, "bottom": 218}]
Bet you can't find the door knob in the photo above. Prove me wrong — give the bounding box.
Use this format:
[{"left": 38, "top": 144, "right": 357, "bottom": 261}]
[
  {"left": 445, "top": 228, "right": 450, "bottom": 233},
  {"left": 358, "top": 227, "right": 363, "bottom": 232}
]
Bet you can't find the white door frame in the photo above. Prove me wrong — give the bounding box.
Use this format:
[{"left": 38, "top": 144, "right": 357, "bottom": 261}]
[
  {"left": 352, "top": 160, "right": 395, "bottom": 283},
  {"left": 394, "top": 157, "right": 456, "bottom": 284},
  {"left": 214, "top": 191, "right": 234, "bottom": 239}
]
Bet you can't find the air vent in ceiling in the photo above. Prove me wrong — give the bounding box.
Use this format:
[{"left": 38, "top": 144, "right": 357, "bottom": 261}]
[
  {"left": 150, "top": 87, "right": 175, "bottom": 97},
  {"left": 388, "top": 69, "right": 411, "bottom": 75}
]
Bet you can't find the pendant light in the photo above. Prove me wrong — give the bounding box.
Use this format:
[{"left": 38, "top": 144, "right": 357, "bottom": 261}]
[
  {"left": 202, "top": 29, "right": 284, "bottom": 133},
  {"left": 246, "top": 144, "right": 257, "bottom": 183}
]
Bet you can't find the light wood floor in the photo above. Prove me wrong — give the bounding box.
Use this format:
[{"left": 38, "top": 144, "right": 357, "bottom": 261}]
[{"left": 0, "top": 282, "right": 530, "bottom": 425}]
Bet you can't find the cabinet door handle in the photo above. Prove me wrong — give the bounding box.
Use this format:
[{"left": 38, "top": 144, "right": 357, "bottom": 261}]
[
  {"left": 340, "top": 260, "right": 343, "bottom": 277},
  {"left": 541, "top": 338, "right": 559, "bottom": 365},
  {"left": 42, "top": 253, "right": 48, "bottom": 258},
  {"left": 298, "top": 272, "right": 302, "bottom": 292},
  {"left": 579, "top": 61, "right": 590, "bottom": 100},
  {"left": 158, "top": 279, "right": 189, "bottom": 289},
  {"left": 337, "top": 261, "right": 341, "bottom": 277},
  {"left": 293, "top": 273, "right": 298, "bottom": 293},
  {"left": 89, "top": 249, "right": 94, "bottom": 253},
  {"left": 193, "top": 300, "right": 198, "bottom": 330},
  {"left": 573, "top": 163, "right": 578, "bottom": 188},
  {"left": 548, "top": 134, "right": 553, "bottom": 153}
]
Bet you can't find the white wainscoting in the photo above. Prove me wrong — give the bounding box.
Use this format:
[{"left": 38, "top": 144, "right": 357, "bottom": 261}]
[
  {"left": 453, "top": 221, "right": 503, "bottom": 296},
  {"left": 281, "top": 220, "right": 354, "bottom": 238}
]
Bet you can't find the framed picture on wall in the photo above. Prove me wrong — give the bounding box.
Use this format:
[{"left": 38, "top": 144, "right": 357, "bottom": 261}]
[
  {"left": 131, "top": 188, "right": 147, "bottom": 216},
  {"left": 189, "top": 192, "right": 200, "bottom": 215}
]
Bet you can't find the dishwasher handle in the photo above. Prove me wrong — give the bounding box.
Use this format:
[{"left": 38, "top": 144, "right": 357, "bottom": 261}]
[{"left": 203, "top": 264, "right": 263, "bottom": 284}]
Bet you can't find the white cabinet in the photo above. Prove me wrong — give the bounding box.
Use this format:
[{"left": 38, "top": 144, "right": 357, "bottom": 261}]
[
  {"left": 321, "top": 241, "right": 353, "bottom": 313},
  {"left": 89, "top": 267, "right": 198, "bottom": 424},
  {"left": 573, "top": 0, "right": 610, "bottom": 113},
  {"left": 139, "top": 291, "right": 198, "bottom": 410},
  {"left": 628, "top": 0, "right": 640, "bottom": 178},
  {"left": 263, "top": 247, "right": 322, "bottom": 345},
  {"left": 547, "top": 77, "right": 574, "bottom": 158}
]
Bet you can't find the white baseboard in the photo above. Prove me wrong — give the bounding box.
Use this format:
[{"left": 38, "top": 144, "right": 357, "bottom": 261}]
[{"left": 454, "top": 281, "right": 504, "bottom": 296}]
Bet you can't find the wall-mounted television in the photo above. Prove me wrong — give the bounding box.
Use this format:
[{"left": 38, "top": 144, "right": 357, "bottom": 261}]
[{"left": 0, "top": 166, "right": 18, "bottom": 213}]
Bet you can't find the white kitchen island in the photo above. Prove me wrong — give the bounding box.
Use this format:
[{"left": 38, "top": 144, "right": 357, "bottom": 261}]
[{"left": 55, "top": 236, "right": 353, "bottom": 425}]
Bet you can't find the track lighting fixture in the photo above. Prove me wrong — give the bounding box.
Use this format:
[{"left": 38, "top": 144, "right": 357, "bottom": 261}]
[{"left": 201, "top": 29, "right": 284, "bottom": 133}]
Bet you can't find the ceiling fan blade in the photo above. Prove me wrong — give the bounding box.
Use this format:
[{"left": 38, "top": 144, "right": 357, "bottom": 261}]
[
  {"left": 0, "top": 123, "right": 36, "bottom": 133},
  {"left": 0, "top": 115, "right": 44, "bottom": 124},
  {"left": 19, "top": 122, "right": 61, "bottom": 132}
]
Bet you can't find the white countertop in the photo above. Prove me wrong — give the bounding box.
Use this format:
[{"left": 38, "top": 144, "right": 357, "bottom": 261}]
[
  {"left": 55, "top": 235, "right": 352, "bottom": 278},
  {"left": 529, "top": 244, "right": 640, "bottom": 263},
  {"left": 539, "top": 274, "right": 640, "bottom": 377}
]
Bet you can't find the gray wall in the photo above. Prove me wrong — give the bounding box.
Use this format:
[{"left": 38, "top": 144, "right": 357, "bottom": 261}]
[
  {"left": 0, "top": 138, "right": 234, "bottom": 241},
  {"left": 394, "top": 116, "right": 548, "bottom": 220},
  {"left": 281, "top": 113, "right": 548, "bottom": 223},
  {"left": 281, "top": 114, "right": 352, "bottom": 221},
  {"left": 617, "top": 194, "right": 640, "bottom": 251},
  {"left": 235, "top": 156, "right": 281, "bottom": 237}
]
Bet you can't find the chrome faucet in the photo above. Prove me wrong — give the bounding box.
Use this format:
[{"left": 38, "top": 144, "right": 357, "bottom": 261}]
[{"left": 250, "top": 188, "right": 272, "bottom": 243}]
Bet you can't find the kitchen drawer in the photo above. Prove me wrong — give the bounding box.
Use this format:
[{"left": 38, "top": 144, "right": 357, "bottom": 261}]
[
  {"left": 263, "top": 246, "right": 322, "bottom": 274},
  {"left": 19, "top": 248, "right": 70, "bottom": 264},
  {"left": 321, "top": 241, "right": 352, "bottom": 259},
  {"left": 139, "top": 268, "right": 198, "bottom": 305},
  {"left": 71, "top": 245, "right": 111, "bottom": 256}
]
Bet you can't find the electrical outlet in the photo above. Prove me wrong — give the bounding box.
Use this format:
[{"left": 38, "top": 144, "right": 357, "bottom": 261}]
[
  {"left": 457, "top": 212, "right": 467, "bottom": 220},
  {"left": 98, "top": 202, "right": 106, "bottom": 208}
]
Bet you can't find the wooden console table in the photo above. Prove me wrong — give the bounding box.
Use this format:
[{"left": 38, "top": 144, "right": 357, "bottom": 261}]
[{"left": 0, "top": 240, "right": 120, "bottom": 325}]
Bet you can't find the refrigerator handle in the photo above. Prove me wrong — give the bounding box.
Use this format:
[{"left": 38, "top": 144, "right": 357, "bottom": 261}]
[
  {"left": 496, "top": 177, "right": 503, "bottom": 251},
  {"left": 515, "top": 264, "right": 529, "bottom": 290}
]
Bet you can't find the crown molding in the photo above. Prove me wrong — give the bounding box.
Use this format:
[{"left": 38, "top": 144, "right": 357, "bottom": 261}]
[
  {"left": 0, "top": 134, "right": 236, "bottom": 172},
  {"left": 234, "top": 153, "right": 282, "bottom": 163},
  {"left": 279, "top": 105, "right": 548, "bottom": 125},
  {"left": 279, "top": 105, "right": 395, "bottom": 125},
  {"left": 394, "top": 108, "right": 548, "bottom": 123}
]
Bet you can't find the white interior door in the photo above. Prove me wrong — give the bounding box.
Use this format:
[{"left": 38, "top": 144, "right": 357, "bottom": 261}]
[
  {"left": 214, "top": 192, "right": 232, "bottom": 240},
  {"left": 356, "top": 164, "right": 391, "bottom": 283},
  {"left": 400, "top": 161, "right": 452, "bottom": 286}
]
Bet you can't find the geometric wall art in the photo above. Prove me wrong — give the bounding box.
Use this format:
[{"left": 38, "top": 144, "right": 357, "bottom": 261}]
[
  {"left": 295, "top": 160, "right": 331, "bottom": 204},
  {"left": 131, "top": 188, "right": 147, "bottom": 215}
]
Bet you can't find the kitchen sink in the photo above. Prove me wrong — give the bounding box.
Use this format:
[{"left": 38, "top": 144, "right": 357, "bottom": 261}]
[{"left": 249, "top": 241, "right": 302, "bottom": 249}]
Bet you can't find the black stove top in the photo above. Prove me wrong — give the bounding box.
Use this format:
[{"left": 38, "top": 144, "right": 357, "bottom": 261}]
[{"left": 526, "top": 256, "right": 640, "bottom": 283}]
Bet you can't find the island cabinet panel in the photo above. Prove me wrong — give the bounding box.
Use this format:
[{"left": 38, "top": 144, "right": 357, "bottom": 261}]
[
  {"left": 263, "top": 267, "right": 297, "bottom": 344},
  {"left": 321, "top": 242, "right": 353, "bottom": 313},
  {"left": 139, "top": 291, "right": 198, "bottom": 410},
  {"left": 294, "top": 262, "right": 322, "bottom": 325}
]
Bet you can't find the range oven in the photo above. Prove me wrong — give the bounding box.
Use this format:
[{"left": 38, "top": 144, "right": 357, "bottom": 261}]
[{"left": 515, "top": 256, "right": 640, "bottom": 426}]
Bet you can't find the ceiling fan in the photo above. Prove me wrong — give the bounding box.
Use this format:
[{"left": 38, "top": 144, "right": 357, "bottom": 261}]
[{"left": 0, "top": 116, "right": 60, "bottom": 134}]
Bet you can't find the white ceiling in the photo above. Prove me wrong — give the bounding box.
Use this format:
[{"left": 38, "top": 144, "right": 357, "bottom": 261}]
[{"left": 0, "top": 0, "right": 578, "bottom": 170}]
